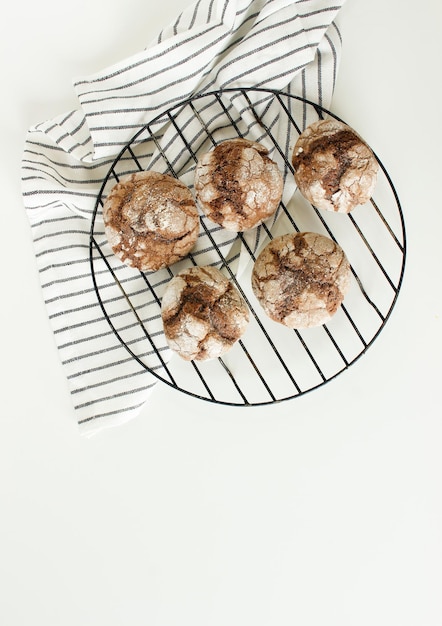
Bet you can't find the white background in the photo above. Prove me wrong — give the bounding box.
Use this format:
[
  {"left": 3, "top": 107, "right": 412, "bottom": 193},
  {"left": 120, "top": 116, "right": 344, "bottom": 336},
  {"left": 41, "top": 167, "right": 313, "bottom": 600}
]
[{"left": 1, "top": 0, "right": 441, "bottom": 624}]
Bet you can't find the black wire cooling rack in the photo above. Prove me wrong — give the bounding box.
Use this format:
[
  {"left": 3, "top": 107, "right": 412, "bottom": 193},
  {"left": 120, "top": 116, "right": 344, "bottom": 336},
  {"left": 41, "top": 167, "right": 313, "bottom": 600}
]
[{"left": 89, "top": 88, "right": 407, "bottom": 406}]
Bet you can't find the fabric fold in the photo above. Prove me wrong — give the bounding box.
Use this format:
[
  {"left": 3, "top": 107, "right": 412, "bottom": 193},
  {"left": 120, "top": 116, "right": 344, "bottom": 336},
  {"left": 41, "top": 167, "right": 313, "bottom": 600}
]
[{"left": 21, "top": 0, "right": 346, "bottom": 435}]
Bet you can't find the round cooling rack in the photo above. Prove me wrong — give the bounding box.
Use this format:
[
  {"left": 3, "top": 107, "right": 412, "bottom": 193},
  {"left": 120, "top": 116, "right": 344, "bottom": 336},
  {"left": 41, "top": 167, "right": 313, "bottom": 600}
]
[{"left": 89, "top": 88, "right": 407, "bottom": 406}]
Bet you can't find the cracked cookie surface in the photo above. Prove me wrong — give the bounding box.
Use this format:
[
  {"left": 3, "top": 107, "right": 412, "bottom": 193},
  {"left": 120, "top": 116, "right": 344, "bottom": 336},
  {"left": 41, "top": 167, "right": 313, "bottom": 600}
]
[
  {"left": 251, "top": 232, "right": 351, "bottom": 328},
  {"left": 292, "top": 119, "right": 378, "bottom": 213},
  {"left": 194, "top": 138, "right": 283, "bottom": 231},
  {"left": 103, "top": 170, "right": 199, "bottom": 272},
  {"left": 161, "top": 266, "right": 249, "bottom": 361}
]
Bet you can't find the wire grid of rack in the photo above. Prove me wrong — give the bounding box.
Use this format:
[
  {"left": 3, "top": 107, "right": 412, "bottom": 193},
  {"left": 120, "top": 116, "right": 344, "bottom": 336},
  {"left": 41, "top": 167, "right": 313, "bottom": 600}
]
[{"left": 89, "top": 88, "right": 406, "bottom": 406}]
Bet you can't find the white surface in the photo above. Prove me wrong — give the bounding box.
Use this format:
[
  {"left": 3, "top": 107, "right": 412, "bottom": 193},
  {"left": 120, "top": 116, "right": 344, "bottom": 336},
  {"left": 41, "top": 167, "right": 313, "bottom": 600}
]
[{"left": 1, "top": 0, "right": 441, "bottom": 624}]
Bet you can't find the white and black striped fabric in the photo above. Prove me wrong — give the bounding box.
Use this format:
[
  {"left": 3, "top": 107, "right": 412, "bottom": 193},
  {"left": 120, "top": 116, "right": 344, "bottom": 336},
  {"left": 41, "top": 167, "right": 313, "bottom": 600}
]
[{"left": 21, "top": 0, "right": 346, "bottom": 435}]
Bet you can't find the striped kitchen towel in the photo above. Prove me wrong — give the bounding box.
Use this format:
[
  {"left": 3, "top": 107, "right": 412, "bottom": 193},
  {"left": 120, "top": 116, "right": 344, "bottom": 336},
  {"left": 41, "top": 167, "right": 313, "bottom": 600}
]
[{"left": 21, "top": 0, "right": 346, "bottom": 436}]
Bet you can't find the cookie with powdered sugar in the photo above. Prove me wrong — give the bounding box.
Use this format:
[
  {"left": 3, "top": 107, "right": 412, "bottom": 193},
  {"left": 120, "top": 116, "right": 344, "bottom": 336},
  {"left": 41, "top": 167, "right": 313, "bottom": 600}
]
[
  {"left": 251, "top": 231, "right": 351, "bottom": 329},
  {"left": 292, "top": 119, "right": 378, "bottom": 213},
  {"left": 194, "top": 138, "right": 283, "bottom": 231},
  {"left": 161, "top": 266, "right": 249, "bottom": 361},
  {"left": 103, "top": 171, "right": 199, "bottom": 272}
]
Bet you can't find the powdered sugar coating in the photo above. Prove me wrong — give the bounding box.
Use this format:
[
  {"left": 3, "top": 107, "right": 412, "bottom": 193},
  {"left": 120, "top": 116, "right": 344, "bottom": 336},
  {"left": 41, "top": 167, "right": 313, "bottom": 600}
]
[
  {"left": 103, "top": 170, "right": 199, "bottom": 272},
  {"left": 194, "top": 138, "right": 283, "bottom": 231},
  {"left": 292, "top": 119, "right": 379, "bottom": 213},
  {"left": 161, "top": 266, "right": 249, "bottom": 361},
  {"left": 252, "top": 231, "right": 351, "bottom": 328}
]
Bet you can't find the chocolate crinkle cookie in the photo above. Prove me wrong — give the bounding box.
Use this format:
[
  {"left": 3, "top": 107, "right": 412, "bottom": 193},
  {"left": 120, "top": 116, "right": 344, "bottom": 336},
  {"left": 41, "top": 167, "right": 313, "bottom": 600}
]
[
  {"left": 103, "top": 170, "right": 199, "bottom": 272},
  {"left": 251, "top": 232, "right": 351, "bottom": 329},
  {"left": 194, "top": 138, "right": 283, "bottom": 231},
  {"left": 161, "top": 266, "right": 249, "bottom": 361},
  {"left": 292, "top": 119, "right": 379, "bottom": 213}
]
